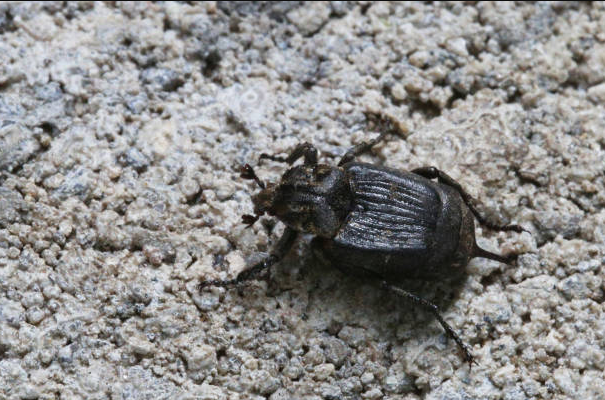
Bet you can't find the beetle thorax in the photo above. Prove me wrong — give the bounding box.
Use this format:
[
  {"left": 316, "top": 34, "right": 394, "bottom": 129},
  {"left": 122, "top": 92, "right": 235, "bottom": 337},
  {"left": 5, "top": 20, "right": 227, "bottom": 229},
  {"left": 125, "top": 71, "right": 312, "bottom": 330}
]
[{"left": 252, "top": 164, "right": 352, "bottom": 237}]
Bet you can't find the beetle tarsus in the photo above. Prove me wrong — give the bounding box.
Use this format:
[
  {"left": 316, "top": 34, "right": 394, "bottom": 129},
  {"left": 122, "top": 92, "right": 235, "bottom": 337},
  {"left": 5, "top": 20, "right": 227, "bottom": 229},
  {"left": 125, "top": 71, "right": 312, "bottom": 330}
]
[
  {"left": 338, "top": 112, "right": 410, "bottom": 166},
  {"left": 199, "top": 228, "right": 297, "bottom": 292},
  {"left": 338, "top": 131, "right": 390, "bottom": 166},
  {"left": 259, "top": 154, "right": 287, "bottom": 163},
  {"left": 338, "top": 112, "right": 391, "bottom": 166},
  {"left": 466, "top": 345, "right": 479, "bottom": 370},
  {"left": 411, "top": 166, "right": 527, "bottom": 234},
  {"left": 363, "top": 111, "right": 409, "bottom": 138},
  {"left": 198, "top": 256, "right": 276, "bottom": 291},
  {"left": 381, "top": 281, "right": 475, "bottom": 367},
  {"left": 473, "top": 245, "right": 518, "bottom": 265},
  {"left": 198, "top": 258, "right": 274, "bottom": 290},
  {"left": 260, "top": 143, "right": 318, "bottom": 166}
]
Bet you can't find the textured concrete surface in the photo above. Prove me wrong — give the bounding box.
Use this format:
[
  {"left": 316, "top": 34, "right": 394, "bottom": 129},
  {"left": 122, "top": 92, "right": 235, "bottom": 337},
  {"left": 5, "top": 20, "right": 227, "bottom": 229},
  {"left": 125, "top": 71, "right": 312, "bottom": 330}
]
[{"left": 0, "top": 2, "right": 604, "bottom": 399}]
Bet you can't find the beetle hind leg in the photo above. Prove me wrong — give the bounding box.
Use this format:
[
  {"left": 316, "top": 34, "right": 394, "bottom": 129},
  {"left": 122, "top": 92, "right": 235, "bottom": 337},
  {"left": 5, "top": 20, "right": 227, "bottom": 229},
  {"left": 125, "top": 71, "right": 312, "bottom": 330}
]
[
  {"left": 381, "top": 281, "right": 477, "bottom": 368},
  {"left": 411, "top": 166, "right": 527, "bottom": 233},
  {"left": 473, "top": 244, "right": 518, "bottom": 265}
]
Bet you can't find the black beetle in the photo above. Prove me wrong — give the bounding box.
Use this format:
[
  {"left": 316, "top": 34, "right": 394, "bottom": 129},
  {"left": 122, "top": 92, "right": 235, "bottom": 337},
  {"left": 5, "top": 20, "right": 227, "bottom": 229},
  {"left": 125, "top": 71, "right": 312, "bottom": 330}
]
[{"left": 200, "top": 112, "right": 526, "bottom": 366}]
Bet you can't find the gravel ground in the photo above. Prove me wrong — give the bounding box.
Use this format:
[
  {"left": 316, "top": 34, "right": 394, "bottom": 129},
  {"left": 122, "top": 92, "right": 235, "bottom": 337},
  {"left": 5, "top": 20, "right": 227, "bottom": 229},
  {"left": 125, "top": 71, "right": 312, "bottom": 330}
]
[{"left": 1, "top": 2, "right": 604, "bottom": 399}]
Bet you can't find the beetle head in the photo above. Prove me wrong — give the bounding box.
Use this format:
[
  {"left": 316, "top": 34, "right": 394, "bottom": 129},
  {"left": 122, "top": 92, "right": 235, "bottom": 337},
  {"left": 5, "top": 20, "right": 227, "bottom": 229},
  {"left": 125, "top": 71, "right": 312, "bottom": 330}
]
[
  {"left": 241, "top": 163, "right": 352, "bottom": 237},
  {"left": 250, "top": 182, "right": 278, "bottom": 216}
]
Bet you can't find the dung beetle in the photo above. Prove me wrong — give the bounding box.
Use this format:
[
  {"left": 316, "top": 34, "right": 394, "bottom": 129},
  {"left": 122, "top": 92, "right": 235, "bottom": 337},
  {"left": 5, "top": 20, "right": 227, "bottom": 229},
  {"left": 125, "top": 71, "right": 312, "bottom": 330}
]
[{"left": 200, "top": 112, "right": 526, "bottom": 366}]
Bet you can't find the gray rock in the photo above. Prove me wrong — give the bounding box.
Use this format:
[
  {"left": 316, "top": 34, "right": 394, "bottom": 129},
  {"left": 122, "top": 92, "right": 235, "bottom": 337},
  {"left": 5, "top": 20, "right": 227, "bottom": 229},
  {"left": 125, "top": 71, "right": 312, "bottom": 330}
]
[
  {"left": 0, "top": 188, "right": 26, "bottom": 227},
  {"left": 117, "top": 148, "right": 151, "bottom": 172},
  {"left": 140, "top": 68, "right": 184, "bottom": 92},
  {"left": 321, "top": 336, "right": 351, "bottom": 367},
  {"left": 338, "top": 326, "right": 366, "bottom": 349},
  {"left": 319, "top": 383, "right": 342, "bottom": 400},
  {"left": 0, "top": 123, "right": 39, "bottom": 172}
]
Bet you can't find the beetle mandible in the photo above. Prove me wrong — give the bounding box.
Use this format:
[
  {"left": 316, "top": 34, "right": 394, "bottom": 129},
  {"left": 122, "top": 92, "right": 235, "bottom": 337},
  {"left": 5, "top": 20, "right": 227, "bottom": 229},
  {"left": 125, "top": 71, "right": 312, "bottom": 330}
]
[{"left": 200, "top": 112, "right": 526, "bottom": 366}]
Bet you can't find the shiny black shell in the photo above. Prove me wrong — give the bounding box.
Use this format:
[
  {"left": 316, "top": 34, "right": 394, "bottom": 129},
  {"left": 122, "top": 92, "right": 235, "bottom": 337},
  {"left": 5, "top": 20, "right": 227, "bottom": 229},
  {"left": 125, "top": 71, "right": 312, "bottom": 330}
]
[{"left": 315, "top": 162, "right": 475, "bottom": 281}]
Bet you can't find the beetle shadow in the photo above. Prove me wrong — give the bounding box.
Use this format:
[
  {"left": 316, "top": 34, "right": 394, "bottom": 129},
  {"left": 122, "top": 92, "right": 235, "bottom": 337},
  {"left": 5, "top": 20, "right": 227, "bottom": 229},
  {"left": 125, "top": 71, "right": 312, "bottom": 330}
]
[{"left": 268, "top": 242, "right": 471, "bottom": 348}]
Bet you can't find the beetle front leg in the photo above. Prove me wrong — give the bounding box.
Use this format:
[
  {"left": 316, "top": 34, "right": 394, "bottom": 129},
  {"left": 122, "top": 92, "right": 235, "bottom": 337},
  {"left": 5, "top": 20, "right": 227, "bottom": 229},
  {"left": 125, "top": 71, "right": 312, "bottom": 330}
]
[
  {"left": 411, "top": 166, "right": 526, "bottom": 233},
  {"left": 381, "top": 281, "right": 476, "bottom": 368},
  {"left": 199, "top": 227, "right": 298, "bottom": 290},
  {"left": 260, "top": 143, "right": 318, "bottom": 166}
]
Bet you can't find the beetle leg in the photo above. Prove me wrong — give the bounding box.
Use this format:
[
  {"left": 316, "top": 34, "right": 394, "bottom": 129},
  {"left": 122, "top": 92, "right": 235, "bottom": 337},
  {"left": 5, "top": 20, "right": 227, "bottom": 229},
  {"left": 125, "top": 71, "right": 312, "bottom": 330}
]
[
  {"left": 473, "top": 244, "right": 518, "bottom": 264},
  {"left": 240, "top": 164, "right": 265, "bottom": 189},
  {"left": 338, "top": 112, "right": 408, "bottom": 166},
  {"left": 260, "top": 143, "right": 318, "bottom": 166},
  {"left": 338, "top": 132, "right": 390, "bottom": 166},
  {"left": 411, "top": 166, "right": 527, "bottom": 233},
  {"left": 199, "top": 227, "right": 298, "bottom": 290},
  {"left": 381, "top": 281, "right": 477, "bottom": 368}
]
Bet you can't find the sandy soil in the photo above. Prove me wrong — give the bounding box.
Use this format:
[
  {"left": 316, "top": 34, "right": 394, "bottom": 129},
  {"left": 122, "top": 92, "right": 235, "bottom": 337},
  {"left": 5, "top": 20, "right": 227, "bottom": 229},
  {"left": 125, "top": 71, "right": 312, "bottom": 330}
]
[{"left": 1, "top": 2, "right": 604, "bottom": 399}]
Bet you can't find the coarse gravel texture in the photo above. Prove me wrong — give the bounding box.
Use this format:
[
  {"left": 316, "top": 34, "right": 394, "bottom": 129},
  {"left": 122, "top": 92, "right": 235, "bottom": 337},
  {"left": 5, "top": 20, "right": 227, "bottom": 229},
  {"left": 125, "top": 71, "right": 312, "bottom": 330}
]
[{"left": 0, "top": 2, "right": 604, "bottom": 399}]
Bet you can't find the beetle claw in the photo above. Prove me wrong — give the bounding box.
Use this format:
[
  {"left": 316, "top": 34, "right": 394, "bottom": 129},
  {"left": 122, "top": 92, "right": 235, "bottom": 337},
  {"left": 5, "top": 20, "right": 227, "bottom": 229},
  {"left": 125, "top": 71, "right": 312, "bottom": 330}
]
[
  {"left": 198, "top": 279, "right": 237, "bottom": 292},
  {"left": 502, "top": 224, "right": 528, "bottom": 234},
  {"left": 459, "top": 343, "right": 477, "bottom": 370},
  {"left": 240, "top": 164, "right": 265, "bottom": 189},
  {"left": 242, "top": 214, "right": 259, "bottom": 227}
]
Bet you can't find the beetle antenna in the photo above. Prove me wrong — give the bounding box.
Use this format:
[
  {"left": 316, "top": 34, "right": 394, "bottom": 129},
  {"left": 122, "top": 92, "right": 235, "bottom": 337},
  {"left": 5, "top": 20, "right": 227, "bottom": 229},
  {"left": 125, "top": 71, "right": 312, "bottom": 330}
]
[
  {"left": 473, "top": 244, "right": 517, "bottom": 265},
  {"left": 240, "top": 164, "right": 265, "bottom": 189}
]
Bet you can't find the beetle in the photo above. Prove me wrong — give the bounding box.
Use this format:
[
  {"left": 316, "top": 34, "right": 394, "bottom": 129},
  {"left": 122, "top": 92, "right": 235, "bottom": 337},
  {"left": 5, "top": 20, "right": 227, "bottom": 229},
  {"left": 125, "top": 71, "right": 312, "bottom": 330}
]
[{"left": 200, "top": 112, "right": 526, "bottom": 366}]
